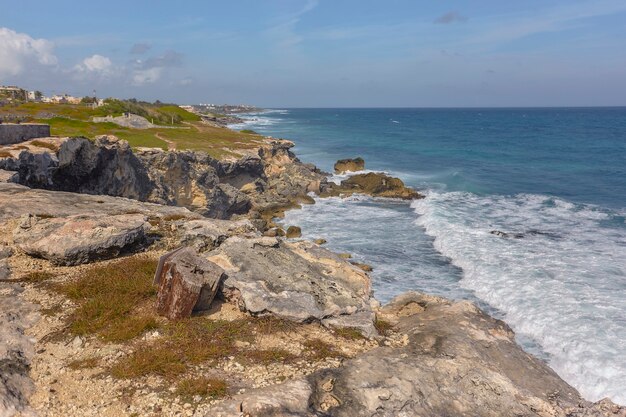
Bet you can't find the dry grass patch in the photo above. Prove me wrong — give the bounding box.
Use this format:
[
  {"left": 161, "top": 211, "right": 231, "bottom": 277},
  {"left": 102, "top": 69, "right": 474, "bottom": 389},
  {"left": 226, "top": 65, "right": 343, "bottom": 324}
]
[
  {"left": 333, "top": 327, "right": 365, "bottom": 341},
  {"left": 176, "top": 377, "right": 228, "bottom": 400},
  {"left": 111, "top": 318, "right": 256, "bottom": 379},
  {"left": 302, "top": 339, "right": 346, "bottom": 360},
  {"left": 240, "top": 348, "right": 298, "bottom": 365},
  {"left": 0, "top": 150, "right": 13, "bottom": 158},
  {"left": 30, "top": 140, "right": 59, "bottom": 151},
  {"left": 16, "top": 271, "right": 56, "bottom": 284},
  {"left": 68, "top": 357, "right": 100, "bottom": 370},
  {"left": 374, "top": 317, "right": 394, "bottom": 336},
  {"left": 55, "top": 256, "right": 158, "bottom": 342}
]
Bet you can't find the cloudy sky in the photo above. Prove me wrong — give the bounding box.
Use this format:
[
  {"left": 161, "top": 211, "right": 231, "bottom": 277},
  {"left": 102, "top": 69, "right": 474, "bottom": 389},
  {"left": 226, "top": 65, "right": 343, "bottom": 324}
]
[{"left": 1, "top": 0, "right": 625, "bottom": 107}]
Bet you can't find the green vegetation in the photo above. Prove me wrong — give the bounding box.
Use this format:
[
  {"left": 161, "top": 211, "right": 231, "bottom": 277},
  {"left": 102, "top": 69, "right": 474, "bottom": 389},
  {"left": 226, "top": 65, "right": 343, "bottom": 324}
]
[
  {"left": 56, "top": 256, "right": 158, "bottom": 342},
  {"left": 0, "top": 100, "right": 265, "bottom": 158},
  {"left": 240, "top": 129, "right": 257, "bottom": 134}
]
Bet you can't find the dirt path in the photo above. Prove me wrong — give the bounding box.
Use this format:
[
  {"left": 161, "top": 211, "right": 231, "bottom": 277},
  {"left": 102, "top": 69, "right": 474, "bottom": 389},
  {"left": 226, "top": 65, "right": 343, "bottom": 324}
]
[{"left": 155, "top": 132, "right": 176, "bottom": 150}]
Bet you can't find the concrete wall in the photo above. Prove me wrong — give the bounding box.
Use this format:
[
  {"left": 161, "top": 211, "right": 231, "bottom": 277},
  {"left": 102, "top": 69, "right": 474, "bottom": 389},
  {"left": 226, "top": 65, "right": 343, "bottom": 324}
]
[{"left": 0, "top": 124, "right": 51, "bottom": 145}]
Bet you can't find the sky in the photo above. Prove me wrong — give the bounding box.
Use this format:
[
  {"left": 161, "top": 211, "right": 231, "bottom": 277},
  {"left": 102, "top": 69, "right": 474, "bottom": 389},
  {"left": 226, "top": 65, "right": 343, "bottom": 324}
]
[{"left": 1, "top": 0, "right": 625, "bottom": 107}]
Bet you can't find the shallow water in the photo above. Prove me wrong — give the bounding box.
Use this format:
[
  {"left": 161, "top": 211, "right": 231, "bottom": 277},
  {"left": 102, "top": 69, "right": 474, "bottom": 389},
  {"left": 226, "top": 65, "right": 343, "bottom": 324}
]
[{"left": 232, "top": 107, "right": 626, "bottom": 403}]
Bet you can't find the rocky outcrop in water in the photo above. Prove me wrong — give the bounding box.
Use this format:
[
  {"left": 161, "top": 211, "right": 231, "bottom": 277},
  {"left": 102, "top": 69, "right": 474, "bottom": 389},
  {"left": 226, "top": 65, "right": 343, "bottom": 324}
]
[
  {"left": 334, "top": 157, "right": 365, "bottom": 173},
  {"left": 322, "top": 171, "right": 423, "bottom": 200}
]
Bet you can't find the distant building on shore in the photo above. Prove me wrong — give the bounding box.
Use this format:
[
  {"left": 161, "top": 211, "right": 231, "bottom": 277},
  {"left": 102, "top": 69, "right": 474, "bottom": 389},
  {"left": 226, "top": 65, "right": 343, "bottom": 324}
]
[{"left": 41, "top": 94, "right": 82, "bottom": 104}]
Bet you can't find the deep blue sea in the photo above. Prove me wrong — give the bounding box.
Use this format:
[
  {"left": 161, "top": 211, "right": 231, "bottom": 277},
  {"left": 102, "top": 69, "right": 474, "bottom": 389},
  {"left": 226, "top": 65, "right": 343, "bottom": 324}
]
[{"left": 230, "top": 108, "right": 626, "bottom": 404}]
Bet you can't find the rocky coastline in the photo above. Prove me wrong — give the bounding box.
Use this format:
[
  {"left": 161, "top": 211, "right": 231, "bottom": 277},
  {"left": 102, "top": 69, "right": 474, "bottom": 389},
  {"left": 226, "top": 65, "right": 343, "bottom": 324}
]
[{"left": 0, "top": 129, "right": 624, "bottom": 416}]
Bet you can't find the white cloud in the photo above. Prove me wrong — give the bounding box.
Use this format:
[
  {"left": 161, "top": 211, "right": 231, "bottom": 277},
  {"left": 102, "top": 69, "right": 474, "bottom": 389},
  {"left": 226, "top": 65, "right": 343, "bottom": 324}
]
[
  {"left": 0, "top": 27, "right": 57, "bottom": 78},
  {"left": 75, "top": 54, "right": 113, "bottom": 74},
  {"left": 132, "top": 67, "right": 162, "bottom": 86}
]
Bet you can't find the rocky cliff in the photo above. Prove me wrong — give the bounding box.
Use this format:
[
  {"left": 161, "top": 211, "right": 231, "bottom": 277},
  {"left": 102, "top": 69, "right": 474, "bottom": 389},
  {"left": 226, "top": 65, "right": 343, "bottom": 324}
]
[{"left": 0, "top": 135, "right": 326, "bottom": 221}]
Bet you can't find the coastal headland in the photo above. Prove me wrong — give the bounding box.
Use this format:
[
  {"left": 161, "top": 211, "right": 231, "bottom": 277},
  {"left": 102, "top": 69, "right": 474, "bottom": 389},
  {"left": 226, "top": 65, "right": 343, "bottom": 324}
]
[{"left": 0, "top": 101, "right": 624, "bottom": 416}]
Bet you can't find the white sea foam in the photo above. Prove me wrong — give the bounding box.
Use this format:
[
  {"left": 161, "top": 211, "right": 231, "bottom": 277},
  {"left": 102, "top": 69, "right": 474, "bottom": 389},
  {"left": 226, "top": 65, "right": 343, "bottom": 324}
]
[{"left": 411, "top": 191, "right": 626, "bottom": 404}]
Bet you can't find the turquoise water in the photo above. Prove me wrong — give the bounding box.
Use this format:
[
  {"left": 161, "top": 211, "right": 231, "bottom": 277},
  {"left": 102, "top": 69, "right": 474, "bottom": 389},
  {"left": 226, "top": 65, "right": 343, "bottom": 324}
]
[{"left": 230, "top": 108, "right": 626, "bottom": 404}]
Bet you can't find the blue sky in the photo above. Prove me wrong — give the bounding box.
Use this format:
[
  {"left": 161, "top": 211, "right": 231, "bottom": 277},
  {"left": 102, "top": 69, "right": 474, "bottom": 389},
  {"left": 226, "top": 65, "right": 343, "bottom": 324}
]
[{"left": 1, "top": 0, "right": 625, "bottom": 107}]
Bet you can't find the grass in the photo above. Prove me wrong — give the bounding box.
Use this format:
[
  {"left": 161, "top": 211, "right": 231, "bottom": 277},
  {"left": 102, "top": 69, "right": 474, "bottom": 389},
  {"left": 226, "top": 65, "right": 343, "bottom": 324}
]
[
  {"left": 0, "top": 102, "right": 266, "bottom": 159},
  {"left": 30, "top": 140, "right": 58, "bottom": 151},
  {"left": 176, "top": 377, "right": 228, "bottom": 400},
  {"left": 240, "top": 348, "right": 297, "bottom": 365},
  {"left": 302, "top": 339, "right": 346, "bottom": 360},
  {"left": 111, "top": 318, "right": 256, "bottom": 379},
  {"left": 16, "top": 271, "right": 56, "bottom": 284},
  {"left": 374, "top": 317, "right": 394, "bottom": 336},
  {"left": 0, "top": 150, "right": 12, "bottom": 158},
  {"left": 333, "top": 327, "right": 365, "bottom": 341},
  {"left": 55, "top": 256, "right": 158, "bottom": 342},
  {"left": 240, "top": 129, "right": 257, "bottom": 134}
]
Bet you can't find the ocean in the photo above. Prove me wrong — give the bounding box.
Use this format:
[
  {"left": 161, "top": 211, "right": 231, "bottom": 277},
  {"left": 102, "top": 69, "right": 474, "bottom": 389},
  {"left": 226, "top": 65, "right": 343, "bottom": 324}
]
[{"left": 230, "top": 108, "right": 626, "bottom": 404}]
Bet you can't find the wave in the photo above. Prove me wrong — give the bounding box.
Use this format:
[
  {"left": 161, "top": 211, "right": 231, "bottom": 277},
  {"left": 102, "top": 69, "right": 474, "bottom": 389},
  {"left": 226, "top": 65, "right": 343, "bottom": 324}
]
[{"left": 411, "top": 191, "right": 626, "bottom": 404}]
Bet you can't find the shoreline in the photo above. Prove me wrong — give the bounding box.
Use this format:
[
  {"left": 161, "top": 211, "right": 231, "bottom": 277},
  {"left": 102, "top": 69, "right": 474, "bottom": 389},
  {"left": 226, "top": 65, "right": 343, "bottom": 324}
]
[{"left": 0, "top": 123, "right": 624, "bottom": 415}]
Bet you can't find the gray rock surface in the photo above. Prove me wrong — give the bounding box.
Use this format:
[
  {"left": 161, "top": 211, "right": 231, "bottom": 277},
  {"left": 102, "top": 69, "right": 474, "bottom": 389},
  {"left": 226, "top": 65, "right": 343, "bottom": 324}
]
[
  {"left": 0, "top": 136, "right": 325, "bottom": 222},
  {"left": 0, "top": 182, "right": 197, "bottom": 222},
  {"left": 207, "top": 237, "right": 376, "bottom": 336},
  {"left": 0, "top": 281, "right": 38, "bottom": 417},
  {"left": 177, "top": 218, "right": 258, "bottom": 252},
  {"left": 207, "top": 292, "right": 626, "bottom": 417},
  {"left": 13, "top": 213, "right": 150, "bottom": 265}
]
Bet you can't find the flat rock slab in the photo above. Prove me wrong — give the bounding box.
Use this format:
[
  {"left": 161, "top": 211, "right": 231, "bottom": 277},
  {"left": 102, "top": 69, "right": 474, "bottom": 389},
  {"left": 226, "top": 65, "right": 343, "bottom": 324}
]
[
  {"left": 0, "top": 183, "right": 197, "bottom": 222},
  {"left": 13, "top": 213, "right": 149, "bottom": 266},
  {"left": 155, "top": 247, "right": 225, "bottom": 320},
  {"left": 177, "top": 218, "right": 258, "bottom": 252},
  {"left": 207, "top": 292, "right": 626, "bottom": 417},
  {"left": 206, "top": 236, "right": 376, "bottom": 336}
]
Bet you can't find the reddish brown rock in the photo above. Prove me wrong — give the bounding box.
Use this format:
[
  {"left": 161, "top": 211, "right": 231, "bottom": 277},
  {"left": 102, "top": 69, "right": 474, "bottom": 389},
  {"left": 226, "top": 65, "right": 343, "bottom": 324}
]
[{"left": 154, "top": 247, "right": 224, "bottom": 320}]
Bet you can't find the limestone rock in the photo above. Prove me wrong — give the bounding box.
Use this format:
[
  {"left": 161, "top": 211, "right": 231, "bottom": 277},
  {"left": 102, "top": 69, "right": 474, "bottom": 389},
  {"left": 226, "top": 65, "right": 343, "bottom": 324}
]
[
  {"left": 206, "top": 237, "right": 376, "bottom": 336},
  {"left": 208, "top": 379, "right": 313, "bottom": 417},
  {"left": 340, "top": 172, "right": 422, "bottom": 200},
  {"left": 13, "top": 213, "right": 149, "bottom": 265},
  {"left": 0, "top": 183, "right": 196, "bottom": 222},
  {"left": 334, "top": 157, "right": 365, "bottom": 174},
  {"left": 205, "top": 291, "right": 626, "bottom": 417},
  {"left": 155, "top": 247, "right": 225, "bottom": 319},
  {"left": 203, "top": 183, "right": 251, "bottom": 219},
  {"left": 0, "top": 169, "right": 18, "bottom": 183},
  {"left": 285, "top": 225, "right": 302, "bottom": 238},
  {"left": 177, "top": 218, "right": 257, "bottom": 252}
]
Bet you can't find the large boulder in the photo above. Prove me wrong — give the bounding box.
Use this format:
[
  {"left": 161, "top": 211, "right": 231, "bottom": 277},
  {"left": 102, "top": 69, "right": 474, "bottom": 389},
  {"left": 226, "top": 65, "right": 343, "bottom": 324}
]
[
  {"left": 334, "top": 157, "right": 365, "bottom": 174},
  {"left": 206, "top": 236, "right": 376, "bottom": 336},
  {"left": 206, "top": 292, "right": 626, "bottom": 417},
  {"left": 13, "top": 213, "right": 150, "bottom": 265},
  {"left": 155, "top": 247, "right": 225, "bottom": 320}
]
